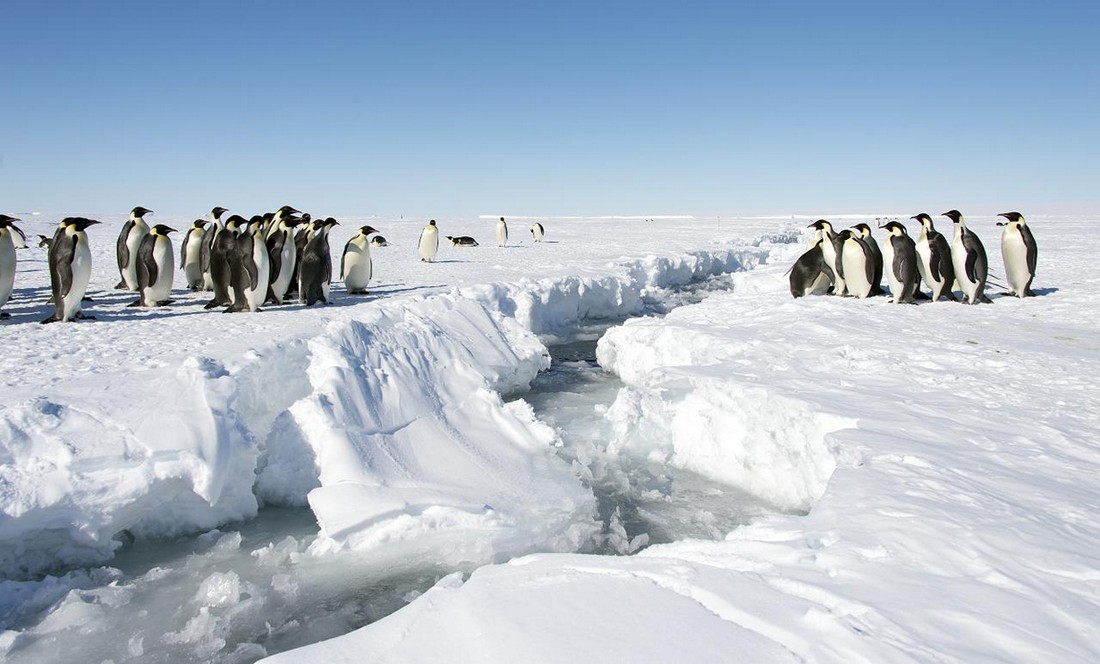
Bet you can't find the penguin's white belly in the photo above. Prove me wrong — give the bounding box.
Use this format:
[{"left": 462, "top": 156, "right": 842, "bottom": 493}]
[
  {"left": 914, "top": 237, "right": 935, "bottom": 288},
  {"left": 183, "top": 236, "right": 205, "bottom": 285},
  {"left": 419, "top": 228, "right": 438, "bottom": 261},
  {"left": 822, "top": 240, "right": 846, "bottom": 294},
  {"left": 64, "top": 243, "right": 93, "bottom": 320},
  {"left": 123, "top": 227, "right": 147, "bottom": 290},
  {"left": 245, "top": 244, "right": 270, "bottom": 311},
  {"left": 146, "top": 240, "right": 174, "bottom": 303},
  {"left": 882, "top": 239, "right": 902, "bottom": 298},
  {"left": 343, "top": 243, "right": 372, "bottom": 289},
  {"left": 272, "top": 239, "right": 296, "bottom": 298},
  {"left": 531, "top": 225, "right": 544, "bottom": 242},
  {"left": 1001, "top": 230, "right": 1031, "bottom": 296},
  {"left": 496, "top": 223, "right": 508, "bottom": 246},
  {"left": 951, "top": 236, "right": 978, "bottom": 298},
  {"left": 0, "top": 235, "right": 15, "bottom": 308},
  {"left": 841, "top": 244, "right": 871, "bottom": 298}
]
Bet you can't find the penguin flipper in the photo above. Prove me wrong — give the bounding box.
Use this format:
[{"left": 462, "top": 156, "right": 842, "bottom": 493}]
[
  {"left": 117, "top": 220, "right": 133, "bottom": 271},
  {"left": 1021, "top": 224, "right": 1038, "bottom": 276},
  {"left": 246, "top": 258, "right": 259, "bottom": 292}
]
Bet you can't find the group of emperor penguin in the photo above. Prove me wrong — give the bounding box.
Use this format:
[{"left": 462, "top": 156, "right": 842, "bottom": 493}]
[{"left": 790, "top": 210, "right": 1038, "bottom": 304}]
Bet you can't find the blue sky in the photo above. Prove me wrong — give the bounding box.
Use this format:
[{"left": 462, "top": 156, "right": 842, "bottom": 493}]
[{"left": 1, "top": 1, "right": 1097, "bottom": 216}]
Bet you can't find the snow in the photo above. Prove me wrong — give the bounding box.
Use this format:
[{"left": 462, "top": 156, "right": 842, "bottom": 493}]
[{"left": 3, "top": 212, "right": 1099, "bottom": 663}]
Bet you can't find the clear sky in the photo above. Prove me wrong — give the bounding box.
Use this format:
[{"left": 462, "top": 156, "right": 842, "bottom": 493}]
[{"left": 2, "top": 0, "right": 1097, "bottom": 217}]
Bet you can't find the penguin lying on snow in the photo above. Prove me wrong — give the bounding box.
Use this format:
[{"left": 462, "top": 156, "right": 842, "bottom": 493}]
[
  {"left": 447, "top": 235, "right": 479, "bottom": 247},
  {"left": 43, "top": 217, "right": 101, "bottom": 324},
  {"left": 369, "top": 235, "right": 389, "bottom": 247}
]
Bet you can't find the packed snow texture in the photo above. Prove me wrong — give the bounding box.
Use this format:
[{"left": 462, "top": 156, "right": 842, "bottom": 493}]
[{"left": 262, "top": 216, "right": 1100, "bottom": 664}]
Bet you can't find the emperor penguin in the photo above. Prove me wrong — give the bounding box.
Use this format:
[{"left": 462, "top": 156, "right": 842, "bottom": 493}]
[
  {"left": 43, "top": 217, "right": 101, "bottom": 324},
  {"left": 266, "top": 205, "right": 301, "bottom": 240},
  {"left": 36, "top": 235, "right": 52, "bottom": 249},
  {"left": 446, "top": 235, "right": 479, "bottom": 247},
  {"left": 0, "top": 215, "right": 24, "bottom": 319},
  {"left": 200, "top": 206, "right": 229, "bottom": 290},
  {"left": 943, "top": 209, "right": 990, "bottom": 304},
  {"left": 838, "top": 229, "right": 874, "bottom": 298},
  {"left": 266, "top": 212, "right": 303, "bottom": 304},
  {"left": 531, "top": 222, "right": 545, "bottom": 242},
  {"left": 133, "top": 224, "right": 177, "bottom": 306},
  {"left": 807, "top": 220, "right": 846, "bottom": 295},
  {"left": 881, "top": 221, "right": 920, "bottom": 304},
  {"left": 204, "top": 214, "right": 243, "bottom": 309},
  {"left": 115, "top": 206, "right": 153, "bottom": 291},
  {"left": 911, "top": 213, "right": 956, "bottom": 301},
  {"left": 286, "top": 213, "right": 313, "bottom": 300},
  {"left": 418, "top": 220, "right": 439, "bottom": 262},
  {"left": 226, "top": 216, "right": 270, "bottom": 312},
  {"left": 370, "top": 235, "right": 389, "bottom": 247},
  {"left": 299, "top": 217, "right": 339, "bottom": 305},
  {"left": 788, "top": 238, "right": 834, "bottom": 298},
  {"left": 997, "top": 211, "right": 1037, "bottom": 297},
  {"left": 851, "top": 223, "right": 885, "bottom": 295},
  {"left": 341, "top": 225, "right": 379, "bottom": 295},
  {"left": 496, "top": 217, "right": 508, "bottom": 247},
  {"left": 180, "top": 220, "right": 210, "bottom": 291}
]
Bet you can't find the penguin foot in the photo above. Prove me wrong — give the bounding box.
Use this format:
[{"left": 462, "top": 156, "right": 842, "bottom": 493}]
[
  {"left": 40, "top": 315, "right": 58, "bottom": 325},
  {"left": 223, "top": 304, "right": 246, "bottom": 313},
  {"left": 82, "top": 296, "right": 94, "bottom": 302},
  {"left": 114, "top": 280, "right": 128, "bottom": 290},
  {"left": 204, "top": 299, "right": 226, "bottom": 310},
  {"left": 156, "top": 299, "right": 174, "bottom": 306},
  {"left": 75, "top": 312, "right": 96, "bottom": 320},
  {"left": 979, "top": 294, "right": 994, "bottom": 304},
  {"left": 127, "top": 299, "right": 144, "bottom": 308}
]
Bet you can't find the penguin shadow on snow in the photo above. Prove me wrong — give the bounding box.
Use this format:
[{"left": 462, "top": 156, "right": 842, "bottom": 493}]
[{"left": 1000, "top": 286, "right": 1058, "bottom": 298}]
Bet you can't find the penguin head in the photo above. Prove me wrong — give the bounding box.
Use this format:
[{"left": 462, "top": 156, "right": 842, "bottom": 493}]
[
  {"left": 0, "top": 214, "right": 21, "bottom": 227},
  {"left": 130, "top": 206, "right": 153, "bottom": 219},
  {"left": 851, "top": 223, "right": 872, "bottom": 236},
  {"left": 837, "top": 229, "right": 854, "bottom": 241},
  {"left": 359, "top": 225, "right": 378, "bottom": 236},
  {"left": 62, "top": 217, "right": 102, "bottom": 232},
  {"left": 277, "top": 205, "right": 301, "bottom": 218},
  {"left": 941, "top": 210, "right": 963, "bottom": 224},
  {"left": 247, "top": 215, "right": 266, "bottom": 233},
  {"left": 192, "top": 219, "right": 210, "bottom": 229},
  {"left": 499, "top": 217, "right": 505, "bottom": 222},
  {"left": 911, "top": 213, "right": 934, "bottom": 227},
  {"left": 151, "top": 224, "right": 177, "bottom": 235},
  {"left": 300, "top": 213, "right": 312, "bottom": 223},
  {"left": 998, "top": 212, "right": 1024, "bottom": 224},
  {"left": 211, "top": 206, "right": 229, "bottom": 220},
  {"left": 323, "top": 218, "right": 339, "bottom": 229},
  {"left": 883, "top": 221, "right": 908, "bottom": 236},
  {"left": 807, "top": 219, "right": 832, "bottom": 232},
  {"left": 37, "top": 234, "right": 51, "bottom": 247},
  {"left": 224, "top": 215, "right": 247, "bottom": 232}
]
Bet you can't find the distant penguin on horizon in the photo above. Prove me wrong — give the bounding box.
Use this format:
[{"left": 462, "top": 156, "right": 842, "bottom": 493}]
[
  {"left": 132, "top": 224, "right": 177, "bottom": 307},
  {"left": 881, "top": 221, "right": 919, "bottom": 304},
  {"left": 998, "top": 211, "right": 1037, "bottom": 297},
  {"left": 115, "top": 206, "right": 152, "bottom": 291},
  {"left": 0, "top": 215, "right": 24, "bottom": 319},
  {"left": 531, "top": 222, "right": 545, "bottom": 242},
  {"left": 419, "top": 220, "right": 439, "bottom": 262},
  {"left": 496, "top": 217, "right": 508, "bottom": 247},
  {"left": 342, "top": 225, "right": 379, "bottom": 295},
  {"left": 43, "top": 217, "right": 101, "bottom": 323},
  {"left": 181, "top": 220, "right": 209, "bottom": 291},
  {"left": 912, "top": 213, "right": 957, "bottom": 301},
  {"left": 944, "top": 209, "right": 991, "bottom": 304}
]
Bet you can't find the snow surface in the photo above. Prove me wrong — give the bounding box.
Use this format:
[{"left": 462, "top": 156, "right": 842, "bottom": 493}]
[{"left": 3, "top": 213, "right": 1098, "bottom": 663}]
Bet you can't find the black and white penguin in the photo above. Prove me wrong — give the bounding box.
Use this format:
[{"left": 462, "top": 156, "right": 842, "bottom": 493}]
[
  {"left": 807, "top": 220, "right": 846, "bottom": 295},
  {"left": 911, "top": 213, "right": 957, "bottom": 301},
  {"left": 838, "top": 229, "right": 874, "bottom": 298},
  {"left": 341, "top": 225, "right": 378, "bottom": 295},
  {"left": 788, "top": 239, "right": 834, "bottom": 298},
  {"left": 851, "top": 223, "right": 885, "bottom": 296},
  {"left": 446, "top": 235, "right": 479, "bottom": 247},
  {"left": 881, "top": 221, "right": 919, "bottom": 304},
  {"left": 115, "top": 206, "right": 152, "bottom": 291},
  {"left": 204, "top": 214, "right": 243, "bottom": 309},
  {"left": 266, "top": 205, "right": 300, "bottom": 240},
  {"left": 0, "top": 215, "right": 23, "bottom": 319},
  {"left": 180, "top": 220, "right": 210, "bottom": 291},
  {"left": 132, "top": 224, "right": 177, "bottom": 307},
  {"left": 43, "top": 217, "right": 101, "bottom": 323},
  {"left": 530, "top": 222, "right": 545, "bottom": 242},
  {"left": 266, "top": 212, "right": 303, "bottom": 304},
  {"left": 496, "top": 217, "right": 508, "bottom": 247},
  {"left": 286, "top": 213, "right": 313, "bottom": 300},
  {"left": 200, "top": 206, "right": 229, "bottom": 291},
  {"left": 370, "top": 235, "right": 389, "bottom": 247},
  {"left": 418, "top": 220, "right": 439, "bottom": 262},
  {"left": 299, "top": 218, "right": 338, "bottom": 305},
  {"left": 997, "top": 211, "right": 1037, "bottom": 297},
  {"left": 226, "top": 217, "right": 270, "bottom": 312},
  {"left": 36, "top": 234, "right": 52, "bottom": 249},
  {"left": 943, "top": 209, "right": 990, "bottom": 304}
]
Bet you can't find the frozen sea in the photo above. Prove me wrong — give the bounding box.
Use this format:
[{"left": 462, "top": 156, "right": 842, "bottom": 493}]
[{"left": 1, "top": 212, "right": 1098, "bottom": 663}]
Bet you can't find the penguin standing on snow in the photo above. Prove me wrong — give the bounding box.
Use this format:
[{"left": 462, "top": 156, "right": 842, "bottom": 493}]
[
  {"left": 226, "top": 216, "right": 270, "bottom": 313},
  {"left": 0, "top": 215, "right": 24, "bottom": 319},
  {"left": 808, "top": 220, "right": 846, "bottom": 295},
  {"left": 266, "top": 212, "right": 303, "bottom": 304},
  {"left": 204, "top": 214, "right": 243, "bottom": 309},
  {"left": 851, "top": 223, "right": 885, "bottom": 296},
  {"left": 881, "top": 221, "right": 919, "bottom": 304},
  {"left": 530, "top": 222, "right": 545, "bottom": 242},
  {"left": 43, "top": 217, "right": 101, "bottom": 323},
  {"left": 180, "top": 220, "right": 210, "bottom": 291},
  {"left": 286, "top": 213, "right": 312, "bottom": 300},
  {"left": 944, "top": 209, "right": 990, "bottom": 304},
  {"left": 115, "top": 206, "right": 153, "bottom": 291},
  {"left": 200, "top": 206, "right": 229, "bottom": 290},
  {"left": 418, "top": 220, "right": 439, "bottom": 262},
  {"left": 838, "top": 229, "right": 874, "bottom": 298},
  {"left": 911, "top": 213, "right": 957, "bottom": 301},
  {"left": 132, "top": 224, "right": 177, "bottom": 307},
  {"left": 341, "top": 225, "right": 379, "bottom": 295},
  {"left": 299, "top": 218, "right": 338, "bottom": 305},
  {"left": 997, "top": 211, "right": 1037, "bottom": 297},
  {"left": 496, "top": 217, "right": 508, "bottom": 247},
  {"left": 788, "top": 238, "right": 834, "bottom": 298}
]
